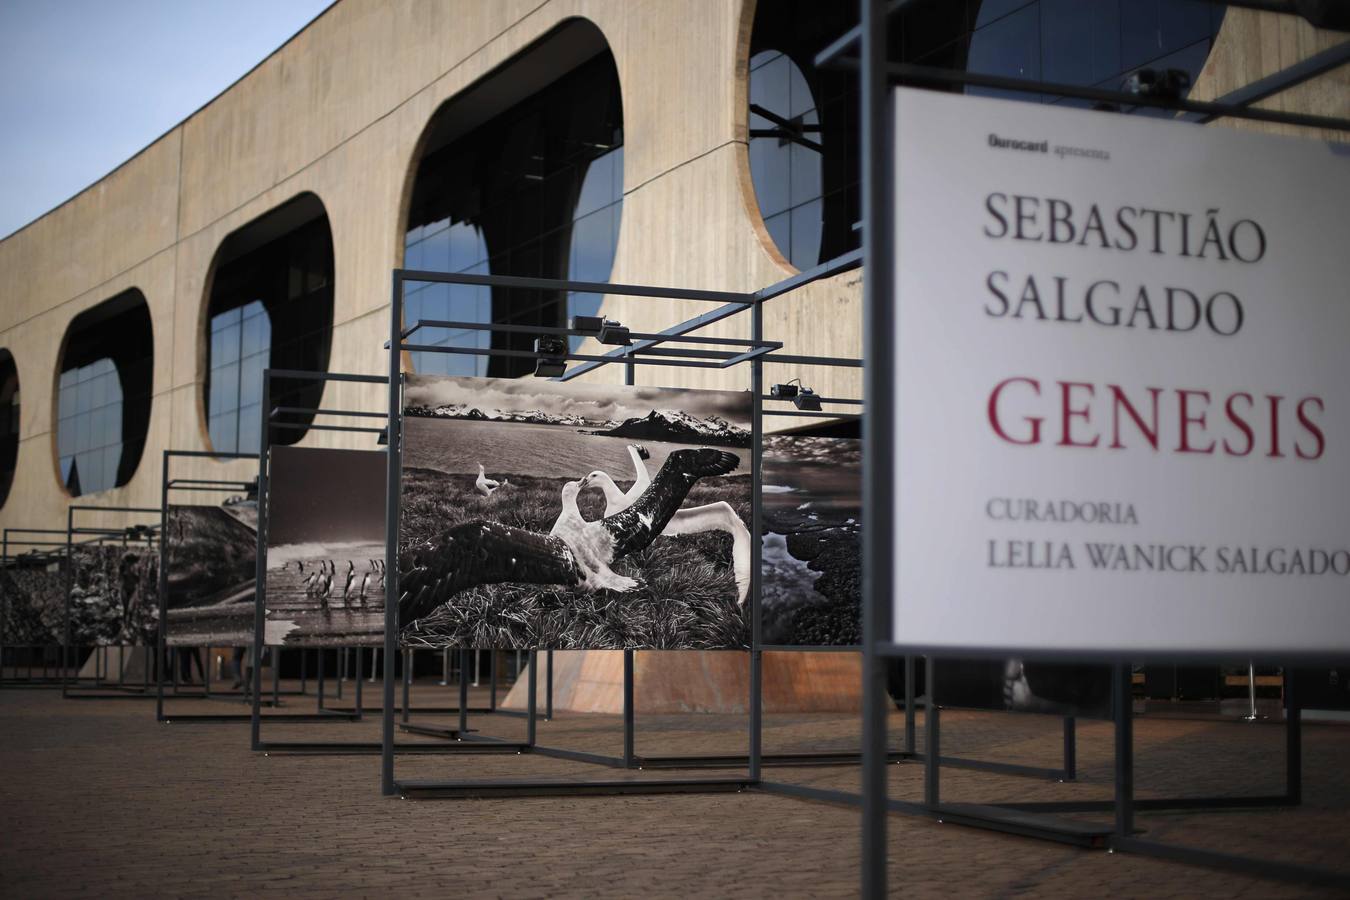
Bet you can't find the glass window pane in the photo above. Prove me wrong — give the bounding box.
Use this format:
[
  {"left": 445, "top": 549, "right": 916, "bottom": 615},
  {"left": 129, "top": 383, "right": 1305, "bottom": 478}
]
[
  {"left": 239, "top": 352, "right": 266, "bottom": 407},
  {"left": 216, "top": 322, "right": 241, "bottom": 365},
  {"left": 790, "top": 200, "right": 823, "bottom": 269},
  {"left": 210, "top": 413, "right": 237, "bottom": 455},
  {"left": 237, "top": 404, "right": 261, "bottom": 455},
  {"left": 215, "top": 362, "right": 239, "bottom": 415},
  {"left": 57, "top": 418, "right": 74, "bottom": 458}
]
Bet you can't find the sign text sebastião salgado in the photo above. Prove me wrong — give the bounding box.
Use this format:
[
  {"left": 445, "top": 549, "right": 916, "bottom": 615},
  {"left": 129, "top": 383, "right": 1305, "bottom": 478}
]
[{"left": 892, "top": 87, "right": 1350, "bottom": 655}]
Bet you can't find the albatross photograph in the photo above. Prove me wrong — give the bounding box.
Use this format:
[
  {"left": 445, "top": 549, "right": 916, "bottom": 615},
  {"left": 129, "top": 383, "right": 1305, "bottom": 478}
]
[{"left": 398, "top": 374, "right": 752, "bottom": 650}]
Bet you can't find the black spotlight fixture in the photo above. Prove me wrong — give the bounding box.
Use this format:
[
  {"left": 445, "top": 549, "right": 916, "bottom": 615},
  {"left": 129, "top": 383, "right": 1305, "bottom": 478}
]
[
  {"left": 534, "top": 334, "right": 567, "bottom": 378},
  {"left": 771, "top": 378, "right": 822, "bottom": 411},
  {"left": 571, "top": 314, "right": 630, "bottom": 346},
  {"left": 597, "top": 319, "right": 631, "bottom": 346},
  {"left": 794, "top": 388, "right": 822, "bottom": 411}
]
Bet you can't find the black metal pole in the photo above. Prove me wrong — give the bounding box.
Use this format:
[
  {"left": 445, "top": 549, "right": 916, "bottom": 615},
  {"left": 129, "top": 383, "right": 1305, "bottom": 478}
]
[
  {"left": 63, "top": 507, "right": 73, "bottom": 695},
  {"left": 749, "top": 292, "right": 763, "bottom": 785},
  {"left": 489, "top": 649, "right": 497, "bottom": 712},
  {"left": 381, "top": 271, "right": 403, "bottom": 795},
  {"left": 1062, "top": 717, "right": 1077, "bottom": 782},
  {"left": 1285, "top": 668, "right": 1301, "bottom": 805},
  {"left": 459, "top": 648, "right": 470, "bottom": 736},
  {"left": 924, "top": 657, "right": 939, "bottom": 809},
  {"left": 355, "top": 646, "right": 364, "bottom": 716},
  {"left": 860, "top": 0, "right": 894, "bottom": 894},
  {"left": 904, "top": 655, "right": 916, "bottom": 754},
  {"left": 527, "top": 649, "right": 538, "bottom": 747},
  {"left": 1114, "top": 663, "right": 1134, "bottom": 838},
  {"left": 623, "top": 649, "right": 635, "bottom": 767},
  {"left": 546, "top": 649, "right": 554, "bottom": 721},
  {"left": 156, "top": 457, "right": 169, "bottom": 718},
  {"left": 402, "top": 648, "right": 412, "bottom": 724},
  {"left": 250, "top": 399, "right": 269, "bottom": 748}
]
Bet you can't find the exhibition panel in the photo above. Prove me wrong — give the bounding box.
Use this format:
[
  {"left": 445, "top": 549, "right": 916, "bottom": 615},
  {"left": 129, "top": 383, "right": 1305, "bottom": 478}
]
[{"left": 398, "top": 374, "right": 753, "bottom": 651}]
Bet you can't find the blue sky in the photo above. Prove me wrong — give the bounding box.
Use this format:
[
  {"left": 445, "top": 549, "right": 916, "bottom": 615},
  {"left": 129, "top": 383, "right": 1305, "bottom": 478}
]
[{"left": 0, "top": 0, "right": 334, "bottom": 239}]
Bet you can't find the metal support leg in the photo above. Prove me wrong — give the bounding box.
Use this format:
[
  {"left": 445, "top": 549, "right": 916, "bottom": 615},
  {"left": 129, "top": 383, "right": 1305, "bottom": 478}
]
[
  {"left": 623, "top": 649, "right": 635, "bottom": 767},
  {"left": 458, "top": 648, "right": 470, "bottom": 736},
  {"left": 439, "top": 648, "right": 449, "bottom": 686},
  {"left": 924, "top": 656, "right": 939, "bottom": 809},
  {"left": 473, "top": 648, "right": 480, "bottom": 687},
  {"left": 904, "top": 655, "right": 916, "bottom": 754},
  {"left": 402, "top": 649, "right": 412, "bottom": 724},
  {"left": 355, "top": 647, "right": 363, "bottom": 716},
  {"left": 489, "top": 650, "right": 497, "bottom": 712},
  {"left": 1063, "top": 717, "right": 1077, "bottom": 782},
  {"left": 546, "top": 650, "right": 554, "bottom": 721},
  {"left": 1286, "top": 669, "right": 1301, "bottom": 805},
  {"left": 527, "top": 650, "right": 538, "bottom": 747},
  {"left": 1114, "top": 663, "right": 1134, "bottom": 838}
]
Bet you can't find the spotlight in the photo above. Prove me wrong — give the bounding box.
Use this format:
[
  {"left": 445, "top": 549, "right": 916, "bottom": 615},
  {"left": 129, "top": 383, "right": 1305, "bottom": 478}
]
[
  {"left": 1124, "top": 68, "right": 1190, "bottom": 101},
  {"left": 573, "top": 315, "right": 631, "bottom": 346},
  {"left": 534, "top": 335, "right": 567, "bottom": 378},
  {"left": 794, "top": 388, "right": 822, "bottom": 412},
  {"left": 771, "top": 379, "right": 822, "bottom": 411},
  {"left": 597, "top": 319, "right": 631, "bottom": 346}
]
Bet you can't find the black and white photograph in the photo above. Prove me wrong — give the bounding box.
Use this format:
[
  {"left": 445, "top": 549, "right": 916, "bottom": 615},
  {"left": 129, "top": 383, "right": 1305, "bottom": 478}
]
[
  {"left": 265, "top": 446, "right": 385, "bottom": 647},
  {"left": 398, "top": 374, "right": 752, "bottom": 650},
  {"left": 761, "top": 433, "right": 861, "bottom": 646},
  {"left": 0, "top": 561, "right": 67, "bottom": 646},
  {"left": 67, "top": 543, "right": 160, "bottom": 645},
  {"left": 164, "top": 498, "right": 257, "bottom": 646}
]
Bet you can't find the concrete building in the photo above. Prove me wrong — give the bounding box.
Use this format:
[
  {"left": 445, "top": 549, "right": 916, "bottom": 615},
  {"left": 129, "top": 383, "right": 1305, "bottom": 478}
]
[{"left": 0, "top": 0, "right": 1346, "bottom": 536}]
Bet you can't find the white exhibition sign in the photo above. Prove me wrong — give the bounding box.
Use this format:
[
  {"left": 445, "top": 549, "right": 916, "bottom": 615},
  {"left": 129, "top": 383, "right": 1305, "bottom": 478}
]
[{"left": 893, "top": 87, "right": 1350, "bottom": 655}]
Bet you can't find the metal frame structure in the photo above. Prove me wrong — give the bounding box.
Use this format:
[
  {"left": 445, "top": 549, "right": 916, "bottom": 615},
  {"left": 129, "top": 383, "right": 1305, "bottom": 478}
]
[
  {"left": 1, "top": 527, "right": 106, "bottom": 689},
  {"left": 59, "top": 507, "right": 163, "bottom": 700},
  {"left": 822, "top": 1, "right": 1350, "bottom": 894},
  {"left": 382, "top": 268, "right": 797, "bottom": 799},
  {"left": 378, "top": 248, "right": 1085, "bottom": 794},
  {"left": 248, "top": 368, "right": 521, "bottom": 755},
  {"left": 154, "top": 448, "right": 321, "bottom": 723}
]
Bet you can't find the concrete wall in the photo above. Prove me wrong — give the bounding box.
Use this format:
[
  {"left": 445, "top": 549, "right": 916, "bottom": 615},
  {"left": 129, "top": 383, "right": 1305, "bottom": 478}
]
[{"left": 0, "top": 0, "right": 1345, "bottom": 534}]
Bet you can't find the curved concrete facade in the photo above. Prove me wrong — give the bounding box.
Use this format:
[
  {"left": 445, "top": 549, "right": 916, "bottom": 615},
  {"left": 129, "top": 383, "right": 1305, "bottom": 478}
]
[{"left": 0, "top": 1, "right": 1346, "bottom": 533}]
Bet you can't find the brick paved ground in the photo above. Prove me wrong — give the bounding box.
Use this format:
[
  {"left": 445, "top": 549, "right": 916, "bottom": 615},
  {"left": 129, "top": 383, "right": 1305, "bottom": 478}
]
[{"left": 2, "top": 680, "right": 1348, "bottom": 898}]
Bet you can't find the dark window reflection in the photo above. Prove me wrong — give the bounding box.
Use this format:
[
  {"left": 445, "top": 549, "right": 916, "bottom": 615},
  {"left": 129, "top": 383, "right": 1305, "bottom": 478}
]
[
  {"left": 405, "top": 48, "right": 624, "bottom": 378},
  {"left": 205, "top": 208, "right": 334, "bottom": 453},
  {"left": 56, "top": 290, "right": 153, "bottom": 497},
  {"left": 0, "top": 351, "right": 18, "bottom": 507},
  {"left": 747, "top": 0, "right": 1224, "bottom": 269}
]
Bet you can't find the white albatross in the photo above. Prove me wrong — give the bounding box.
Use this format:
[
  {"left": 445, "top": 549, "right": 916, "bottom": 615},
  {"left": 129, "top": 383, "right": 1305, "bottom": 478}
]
[
  {"left": 577, "top": 445, "right": 751, "bottom": 605},
  {"left": 398, "top": 448, "right": 739, "bottom": 623},
  {"left": 475, "top": 464, "right": 504, "bottom": 497}
]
